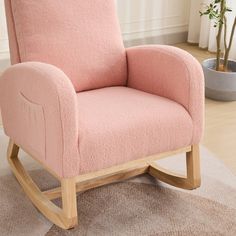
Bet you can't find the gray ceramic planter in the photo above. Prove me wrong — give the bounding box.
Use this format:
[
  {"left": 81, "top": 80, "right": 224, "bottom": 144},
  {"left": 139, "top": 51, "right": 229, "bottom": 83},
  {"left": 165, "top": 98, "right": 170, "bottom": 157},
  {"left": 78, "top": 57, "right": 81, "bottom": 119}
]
[{"left": 202, "top": 58, "right": 236, "bottom": 101}]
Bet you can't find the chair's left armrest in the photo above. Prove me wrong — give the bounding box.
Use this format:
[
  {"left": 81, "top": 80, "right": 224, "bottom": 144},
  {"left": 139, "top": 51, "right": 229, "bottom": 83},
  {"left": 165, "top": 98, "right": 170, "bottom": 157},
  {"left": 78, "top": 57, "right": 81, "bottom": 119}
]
[
  {"left": 126, "top": 45, "right": 205, "bottom": 144},
  {"left": 0, "top": 62, "right": 79, "bottom": 178}
]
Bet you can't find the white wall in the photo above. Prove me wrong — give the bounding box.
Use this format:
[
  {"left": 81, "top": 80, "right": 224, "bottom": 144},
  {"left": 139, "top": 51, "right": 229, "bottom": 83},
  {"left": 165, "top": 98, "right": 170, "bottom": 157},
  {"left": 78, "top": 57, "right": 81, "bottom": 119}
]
[
  {"left": 117, "top": 0, "right": 190, "bottom": 43},
  {"left": 0, "top": 0, "right": 8, "bottom": 60},
  {"left": 0, "top": 0, "right": 190, "bottom": 70}
]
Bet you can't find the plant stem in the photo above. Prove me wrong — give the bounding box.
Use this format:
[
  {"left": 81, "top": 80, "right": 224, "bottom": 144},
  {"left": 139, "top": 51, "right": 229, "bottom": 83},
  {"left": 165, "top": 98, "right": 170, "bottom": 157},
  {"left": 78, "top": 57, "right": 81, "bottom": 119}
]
[
  {"left": 223, "top": 16, "right": 228, "bottom": 55},
  {"left": 216, "top": 0, "right": 225, "bottom": 71},
  {"left": 224, "top": 16, "right": 236, "bottom": 70}
]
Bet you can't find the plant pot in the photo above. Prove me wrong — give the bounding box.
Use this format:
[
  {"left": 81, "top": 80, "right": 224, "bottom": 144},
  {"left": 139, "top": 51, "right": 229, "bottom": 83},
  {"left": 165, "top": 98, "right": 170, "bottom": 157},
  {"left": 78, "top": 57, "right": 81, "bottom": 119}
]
[{"left": 202, "top": 58, "right": 236, "bottom": 101}]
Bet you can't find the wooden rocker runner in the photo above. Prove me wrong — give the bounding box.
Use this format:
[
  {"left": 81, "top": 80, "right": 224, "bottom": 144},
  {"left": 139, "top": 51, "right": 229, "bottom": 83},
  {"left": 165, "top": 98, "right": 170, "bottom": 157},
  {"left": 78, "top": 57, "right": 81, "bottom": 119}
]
[
  {"left": 7, "top": 142, "right": 200, "bottom": 229},
  {"left": 0, "top": 0, "right": 204, "bottom": 230}
]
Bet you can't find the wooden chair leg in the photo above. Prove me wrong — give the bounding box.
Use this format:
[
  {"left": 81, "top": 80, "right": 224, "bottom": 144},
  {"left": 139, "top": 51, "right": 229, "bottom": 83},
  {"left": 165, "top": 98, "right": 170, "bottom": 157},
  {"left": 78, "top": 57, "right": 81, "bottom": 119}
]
[
  {"left": 148, "top": 145, "right": 201, "bottom": 190},
  {"left": 61, "top": 179, "right": 78, "bottom": 227},
  {"left": 7, "top": 140, "right": 78, "bottom": 229},
  {"left": 186, "top": 145, "right": 201, "bottom": 188}
]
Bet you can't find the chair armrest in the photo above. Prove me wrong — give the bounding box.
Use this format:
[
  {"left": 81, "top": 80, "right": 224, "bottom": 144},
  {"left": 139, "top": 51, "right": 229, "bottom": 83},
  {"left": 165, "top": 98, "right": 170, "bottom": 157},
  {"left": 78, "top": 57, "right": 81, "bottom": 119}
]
[
  {"left": 0, "top": 62, "right": 79, "bottom": 178},
  {"left": 126, "top": 45, "right": 204, "bottom": 144}
]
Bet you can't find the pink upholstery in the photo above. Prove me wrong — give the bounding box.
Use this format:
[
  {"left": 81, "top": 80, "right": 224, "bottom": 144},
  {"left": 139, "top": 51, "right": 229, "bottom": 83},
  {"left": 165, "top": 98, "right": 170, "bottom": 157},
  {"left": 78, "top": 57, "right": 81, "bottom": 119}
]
[
  {"left": 6, "top": 0, "right": 127, "bottom": 91},
  {"left": 0, "top": 1, "right": 205, "bottom": 178},
  {"left": 127, "top": 45, "right": 205, "bottom": 144},
  {"left": 0, "top": 62, "right": 79, "bottom": 177},
  {"left": 77, "top": 87, "right": 193, "bottom": 174},
  {"left": 4, "top": 0, "right": 20, "bottom": 64}
]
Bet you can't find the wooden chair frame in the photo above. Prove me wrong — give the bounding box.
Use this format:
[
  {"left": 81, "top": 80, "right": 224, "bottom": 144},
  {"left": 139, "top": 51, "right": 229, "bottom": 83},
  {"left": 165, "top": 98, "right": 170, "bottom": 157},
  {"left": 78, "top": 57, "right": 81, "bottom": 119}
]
[{"left": 7, "top": 140, "right": 201, "bottom": 229}]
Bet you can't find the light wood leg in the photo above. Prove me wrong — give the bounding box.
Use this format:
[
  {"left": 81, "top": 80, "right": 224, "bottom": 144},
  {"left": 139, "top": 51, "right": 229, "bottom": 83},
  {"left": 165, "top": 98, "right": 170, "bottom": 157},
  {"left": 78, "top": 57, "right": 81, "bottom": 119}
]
[
  {"left": 148, "top": 145, "right": 201, "bottom": 190},
  {"left": 7, "top": 140, "right": 78, "bottom": 229},
  {"left": 61, "top": 179, "right": 78, "bottom": 227},
  {"left": 186, "top": 145, "right": 201, "bottom": 188}
]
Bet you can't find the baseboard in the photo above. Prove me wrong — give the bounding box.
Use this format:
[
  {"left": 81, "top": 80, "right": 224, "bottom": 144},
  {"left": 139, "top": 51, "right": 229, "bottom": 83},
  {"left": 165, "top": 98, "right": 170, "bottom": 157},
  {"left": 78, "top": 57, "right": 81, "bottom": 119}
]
[{"left": 124, "top": 31, "right": 188, "bottom": 47}]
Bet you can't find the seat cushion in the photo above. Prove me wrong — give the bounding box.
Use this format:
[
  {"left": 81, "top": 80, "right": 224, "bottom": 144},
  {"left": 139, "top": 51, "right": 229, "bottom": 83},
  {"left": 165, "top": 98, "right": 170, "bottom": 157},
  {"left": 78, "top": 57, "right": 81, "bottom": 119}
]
[
  {"left": 77, "top": 87, "right": 193, "bottom": 174},
  {"left": 9, "top": 0, "right": 127, "bottom": 91}
]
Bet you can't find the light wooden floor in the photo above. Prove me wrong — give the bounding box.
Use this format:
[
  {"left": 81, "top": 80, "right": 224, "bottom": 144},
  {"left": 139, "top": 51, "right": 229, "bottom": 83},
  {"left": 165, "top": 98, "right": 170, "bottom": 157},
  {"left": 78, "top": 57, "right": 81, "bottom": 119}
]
[
  {"left": 1, "top": 43, "right": 236, "bottom": 175},
  {"left": 176, "top": 43, "right": 236, "bottom": 174}
]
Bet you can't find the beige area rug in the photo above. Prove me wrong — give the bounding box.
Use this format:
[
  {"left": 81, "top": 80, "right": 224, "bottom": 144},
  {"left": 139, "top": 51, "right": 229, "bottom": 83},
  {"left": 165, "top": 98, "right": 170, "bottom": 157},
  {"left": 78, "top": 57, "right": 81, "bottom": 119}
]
[{"left": 0, "top": 148, "right": 236, "bottom": 236}]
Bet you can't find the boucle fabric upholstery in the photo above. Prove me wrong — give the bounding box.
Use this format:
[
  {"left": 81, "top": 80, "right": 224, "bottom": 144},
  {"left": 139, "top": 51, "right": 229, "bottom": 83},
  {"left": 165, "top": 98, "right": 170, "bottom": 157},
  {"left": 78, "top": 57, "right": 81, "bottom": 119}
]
[
  {"left": 127, "top": 45, "right": 204, "bottom": 144},
  {"left": 0, "top": 1, "right": 204, "bottom": 178},
  {"left": 5, "top": 0, "right": 127, "bottom": 91},
  {"left": 0, "top": 62, "right": 79, "bottom": 177},
  {"left": 4, "top": 0, "right": 20, "bottom": 64},
  {"left": 77, "top": 87, "right": 193, "bottom": 174}
]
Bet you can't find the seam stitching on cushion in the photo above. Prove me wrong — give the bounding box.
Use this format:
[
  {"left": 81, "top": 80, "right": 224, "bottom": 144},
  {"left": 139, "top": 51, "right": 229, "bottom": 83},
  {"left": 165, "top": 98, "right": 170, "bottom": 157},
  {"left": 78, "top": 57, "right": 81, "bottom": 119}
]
[
  {"left": 78, "top": 134, "right": 82, "bottom": 174},
  {"left": 125, "top": 50, "right": 129, "bottom": 87},
  {"left": 8, "top": 0, "right": 21, "bottom": 63},
  {"left": 12, "top": 0, "right": 27, "bottom": 61}
]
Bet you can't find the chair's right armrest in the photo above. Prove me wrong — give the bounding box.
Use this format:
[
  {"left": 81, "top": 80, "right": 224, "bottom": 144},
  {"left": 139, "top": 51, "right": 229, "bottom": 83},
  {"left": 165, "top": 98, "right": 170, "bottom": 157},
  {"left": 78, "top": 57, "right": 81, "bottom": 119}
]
[
  {"left": 126, "top": 45, "right": 205, "bottom": 144},
  {"left": 0, "top": 62, "right": 79, "bottom": 178}
]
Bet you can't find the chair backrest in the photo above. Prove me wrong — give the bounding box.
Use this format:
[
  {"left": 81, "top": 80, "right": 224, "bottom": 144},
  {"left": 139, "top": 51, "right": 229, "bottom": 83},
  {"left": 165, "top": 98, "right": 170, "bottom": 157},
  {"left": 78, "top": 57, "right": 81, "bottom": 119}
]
[{"left": 4, "top": 0, "right": 127, "bottom": 91}]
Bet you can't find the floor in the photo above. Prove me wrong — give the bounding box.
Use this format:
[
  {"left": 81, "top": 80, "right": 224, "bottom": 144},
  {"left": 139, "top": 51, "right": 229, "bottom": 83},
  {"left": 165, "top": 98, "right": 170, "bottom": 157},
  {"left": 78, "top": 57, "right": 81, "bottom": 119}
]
[
  {"left": 176, "top": 43, "right": 236, "bottom": 174},
  {"left": 0, "top": 43, "right": 236, "bottom": 175}
]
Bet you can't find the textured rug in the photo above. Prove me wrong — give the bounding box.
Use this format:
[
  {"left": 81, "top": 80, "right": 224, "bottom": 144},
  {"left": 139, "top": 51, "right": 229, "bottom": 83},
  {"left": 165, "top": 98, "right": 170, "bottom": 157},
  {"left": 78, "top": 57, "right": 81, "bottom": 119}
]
[{"left": 0, "top": 148, "right": 236, "bottom": 236}]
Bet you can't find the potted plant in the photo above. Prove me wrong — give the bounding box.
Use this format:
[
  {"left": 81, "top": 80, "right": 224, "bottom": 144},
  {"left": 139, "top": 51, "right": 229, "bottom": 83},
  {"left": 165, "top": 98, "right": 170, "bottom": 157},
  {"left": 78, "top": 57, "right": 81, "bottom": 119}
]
[{"left": 200, "top": 0, "right": 236, "bottom": 101}]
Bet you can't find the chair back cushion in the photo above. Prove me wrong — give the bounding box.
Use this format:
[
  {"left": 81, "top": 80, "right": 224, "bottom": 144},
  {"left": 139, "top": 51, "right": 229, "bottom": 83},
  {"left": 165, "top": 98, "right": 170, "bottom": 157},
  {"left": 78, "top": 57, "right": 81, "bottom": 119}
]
[{"left": 5, "top": 0, "right": 127, "bottom": 91}]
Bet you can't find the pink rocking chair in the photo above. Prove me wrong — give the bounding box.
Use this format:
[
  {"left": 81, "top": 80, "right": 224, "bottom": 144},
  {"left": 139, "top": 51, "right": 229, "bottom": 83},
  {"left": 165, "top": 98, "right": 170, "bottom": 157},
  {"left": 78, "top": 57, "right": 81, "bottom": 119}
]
[{"left": 0, "top": 0, "right": 204, "bottom": 229}]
